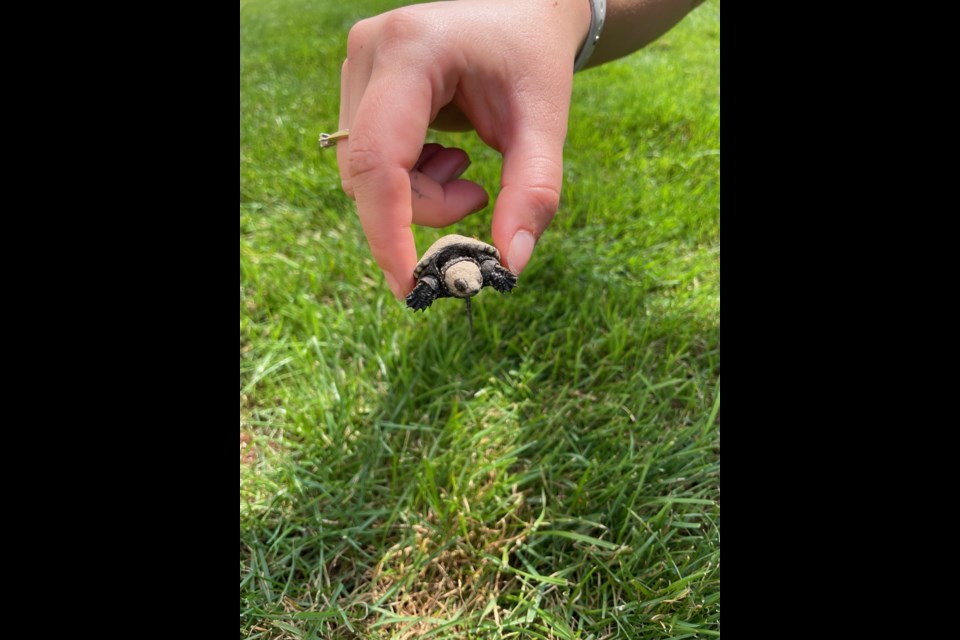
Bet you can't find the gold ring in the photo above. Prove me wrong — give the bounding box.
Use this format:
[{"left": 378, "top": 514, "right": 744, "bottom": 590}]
[{"left": 319, "top": 129, "right": 349, "bottom": 148}]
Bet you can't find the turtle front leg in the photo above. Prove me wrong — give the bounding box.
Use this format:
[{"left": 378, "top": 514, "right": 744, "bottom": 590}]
[
  {"left": 480, "top": 259, "right": 518, "bottom": 293},
  {"left": 406, "top": 276, "right": 439, "bottom": 310}
]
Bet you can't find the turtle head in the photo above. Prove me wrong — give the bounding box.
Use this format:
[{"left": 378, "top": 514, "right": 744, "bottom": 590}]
[{"left": 444, "top": 259, "right": 483, "bottom": 298}]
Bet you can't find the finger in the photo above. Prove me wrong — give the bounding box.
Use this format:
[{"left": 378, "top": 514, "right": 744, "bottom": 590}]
[
  {"left": 336, "top": 59, "right": 353, "bottom": 196},
  {"left": 416, "top": 146, "right": 471, "bottom": 183},
  {"left": 412, "top": 145, "right": 488, "bottom": 226},
  {"left": 491, "top": 126, "right": 566, "bottom": 275},
  {"left": 348, "top": 64, "right": 434, "bottom": 299},
  {"left": 356, "top": 170, "right": 419, "bottom": 298},
  {"left": 409, "top": 170, "right": 488, "bottom": 227},
  {"left": 413, "top": 143, "right": 445, "bottom": 171},
  {"left": 347, "top": 24, "right": 375, "bottom": 134},
  {"left": 341, "top": 19, "right": 376, "bottom": 197}
]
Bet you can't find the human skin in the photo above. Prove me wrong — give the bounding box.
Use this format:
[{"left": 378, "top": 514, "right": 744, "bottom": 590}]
[{"left": 336, "top": 0, "right": 705, "bottom": 299}]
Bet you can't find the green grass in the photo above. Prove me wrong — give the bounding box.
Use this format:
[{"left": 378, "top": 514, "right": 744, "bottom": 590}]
[{"left": 241, "top": 1, "right": 720, "bottom": 638}]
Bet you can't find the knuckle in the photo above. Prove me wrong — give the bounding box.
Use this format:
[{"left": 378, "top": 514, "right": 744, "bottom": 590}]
[
  {"left": 348, "top": 9, "right": 423, "bottom": 59},
  {"left": 347, "top": 142, "right": 381, "bottom": 183},
  {"left": 379, "top": 8, "right": 422, "bottom": 43},
  {"left": 527, "top": 184, "right": 562, "bottom": 217},
  {"left": 347, "top": 18, "right": 375, "bottom": 58}
]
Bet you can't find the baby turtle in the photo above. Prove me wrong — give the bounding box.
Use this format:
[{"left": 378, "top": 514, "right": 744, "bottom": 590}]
[{"left": 406, "top": 235, "right": 517, "bottom": 334}]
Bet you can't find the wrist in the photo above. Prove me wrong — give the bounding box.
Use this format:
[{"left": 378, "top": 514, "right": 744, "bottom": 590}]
[{"left": 515, "top": 0, "right": 591, "bottom": 62}]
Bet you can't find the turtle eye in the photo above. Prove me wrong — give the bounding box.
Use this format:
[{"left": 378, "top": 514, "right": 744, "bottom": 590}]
[{"left": 455, "top": 279, "right": 468, "bottom": 293}]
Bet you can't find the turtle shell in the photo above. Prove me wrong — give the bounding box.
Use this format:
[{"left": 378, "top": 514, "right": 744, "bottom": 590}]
[{"left": 412, "top": 235, "right": 500, "bottom": 278}]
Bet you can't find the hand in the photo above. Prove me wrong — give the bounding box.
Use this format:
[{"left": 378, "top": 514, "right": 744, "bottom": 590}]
[{"left": 336, "top": 0, "right": 590, "bottom": 299}]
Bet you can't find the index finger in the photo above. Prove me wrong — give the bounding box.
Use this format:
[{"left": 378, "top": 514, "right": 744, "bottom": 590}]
[{"left": 348, "top": 64, "right": 434, "bottom": 300}]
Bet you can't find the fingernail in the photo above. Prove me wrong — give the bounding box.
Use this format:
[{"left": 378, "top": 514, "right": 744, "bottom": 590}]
[
  {"left": 507, "top": 230, "right": 536, "bottom": 274},
  {"left": 384, "top": 271, "right": 404, "bottom": 300}
]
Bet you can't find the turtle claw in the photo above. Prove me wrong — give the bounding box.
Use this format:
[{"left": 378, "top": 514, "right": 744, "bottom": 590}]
[
  {"left": 406, "top": 280, "right": 437, "bottom": 311},
  {"left": 488, "top": 265, "right": 518, "bottom": 293}
]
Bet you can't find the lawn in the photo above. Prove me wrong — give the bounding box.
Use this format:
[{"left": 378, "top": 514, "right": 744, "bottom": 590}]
[{"left": 240, "top": 1, "right": 720, "bottom": 638}]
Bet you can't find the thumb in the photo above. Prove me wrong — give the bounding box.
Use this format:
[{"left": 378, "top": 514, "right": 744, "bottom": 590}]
[{"left": 491, "top": 128, "right": 566, "bottom": 274}]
